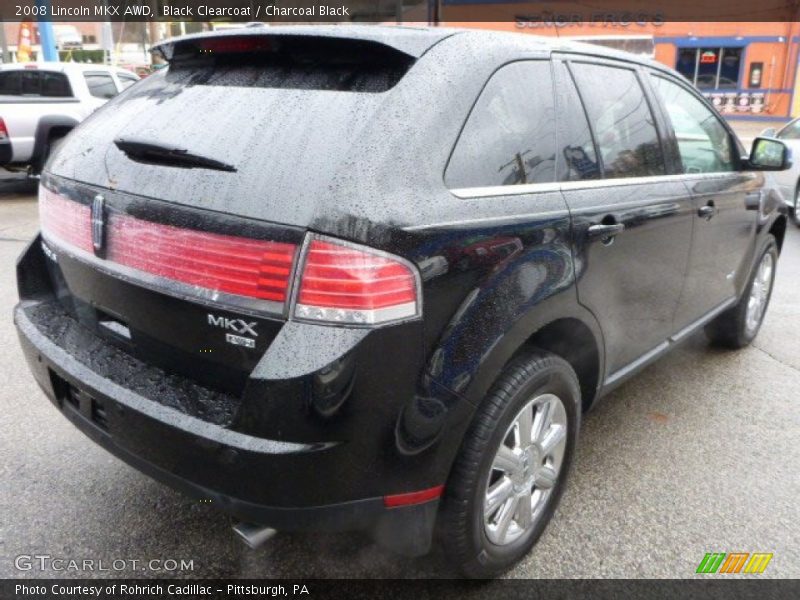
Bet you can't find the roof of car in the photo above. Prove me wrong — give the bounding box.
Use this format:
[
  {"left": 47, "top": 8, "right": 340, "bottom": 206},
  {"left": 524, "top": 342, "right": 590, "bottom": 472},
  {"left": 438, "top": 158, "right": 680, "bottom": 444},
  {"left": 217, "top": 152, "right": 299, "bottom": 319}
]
[
  {"left": 153, "top": 24, "right": 663, "bottom": 67},
  {"left": 0, "top": 62, "right": 132, "bottom": 74}
]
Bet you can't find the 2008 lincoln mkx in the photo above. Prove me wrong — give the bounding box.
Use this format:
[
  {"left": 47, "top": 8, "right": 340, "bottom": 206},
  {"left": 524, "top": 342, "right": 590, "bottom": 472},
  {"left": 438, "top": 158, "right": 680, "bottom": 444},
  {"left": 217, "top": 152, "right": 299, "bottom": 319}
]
[{"left": 14, "top": 26, "right": 790, "bottom": 577}]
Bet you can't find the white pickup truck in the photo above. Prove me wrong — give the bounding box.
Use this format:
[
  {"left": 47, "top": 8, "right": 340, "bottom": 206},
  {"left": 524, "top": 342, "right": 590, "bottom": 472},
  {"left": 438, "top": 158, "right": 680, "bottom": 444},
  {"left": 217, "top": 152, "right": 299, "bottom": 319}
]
[{"left": 0, "top": 63, "right": 139, "bottom": 174}]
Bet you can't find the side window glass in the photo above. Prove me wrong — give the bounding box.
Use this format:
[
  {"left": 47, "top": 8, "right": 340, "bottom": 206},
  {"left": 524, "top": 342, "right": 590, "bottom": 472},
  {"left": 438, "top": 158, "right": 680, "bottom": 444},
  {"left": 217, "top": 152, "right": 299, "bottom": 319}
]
[
  {"left": 554, "top": 62, "right": 600, "bottom": 181},
  {"left": 118, "top": 75, "right": 138, "bottom": 90},
  {"left": 777, "top": 120, "right": 800, "bottom": 141},
  {"left": 446, "top": 61, "right": 556, "bottom": 189},
  {"left": 650, "top": 75, "right": 735, "bottom": 174},
  {"left": 84, "top": 73, "right": 118, "bottom": 99},
  {"left": 570, "top": 63, "right": 666, "bottom": 179}
]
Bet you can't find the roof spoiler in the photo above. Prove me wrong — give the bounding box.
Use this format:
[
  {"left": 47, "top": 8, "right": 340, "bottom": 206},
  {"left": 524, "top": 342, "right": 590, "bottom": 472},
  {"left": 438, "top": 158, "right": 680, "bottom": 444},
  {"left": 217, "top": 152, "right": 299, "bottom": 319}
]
[{"left": 152, "top": 27, "right": 458, "bottom": 66}]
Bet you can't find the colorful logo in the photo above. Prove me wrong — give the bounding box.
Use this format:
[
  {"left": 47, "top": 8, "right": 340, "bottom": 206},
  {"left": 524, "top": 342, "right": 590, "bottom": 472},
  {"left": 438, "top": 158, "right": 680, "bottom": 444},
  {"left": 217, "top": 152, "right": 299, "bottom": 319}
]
[{"left": 696, "top": 552, "right": 773, "bottom": 574}]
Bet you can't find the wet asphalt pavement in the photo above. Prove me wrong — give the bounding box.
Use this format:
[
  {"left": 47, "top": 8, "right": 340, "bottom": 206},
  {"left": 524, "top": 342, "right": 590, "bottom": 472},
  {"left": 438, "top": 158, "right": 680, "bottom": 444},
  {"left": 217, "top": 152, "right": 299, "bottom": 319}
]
[{"left": 0, "top": 169, "right": 798, "bottom": 579}]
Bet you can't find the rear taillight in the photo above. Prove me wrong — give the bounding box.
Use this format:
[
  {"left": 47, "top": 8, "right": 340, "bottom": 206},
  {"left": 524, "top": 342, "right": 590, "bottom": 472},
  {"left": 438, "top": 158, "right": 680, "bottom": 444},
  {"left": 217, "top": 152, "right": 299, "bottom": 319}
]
[
  {"left": 294, "top": 236, "right": 420, "bottom": 325},
  {"left": 38, "top": 188, "right": 421, "bottom": 326},
  {"left": 39, "top": 187, "right": 92, "bottom": 253},
  {"left": 107, "top": 214, "right": 296, "bottom": 304},
  {"left": 0, "top": 118, "right": 10, "bottom": 143}
]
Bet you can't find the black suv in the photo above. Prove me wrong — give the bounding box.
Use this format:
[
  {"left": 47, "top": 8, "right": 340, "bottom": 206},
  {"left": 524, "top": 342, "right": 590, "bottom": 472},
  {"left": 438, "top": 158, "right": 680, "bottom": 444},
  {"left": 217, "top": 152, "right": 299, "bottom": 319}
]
[{"left": 14, "top": 26, "right": 789, "bottom": 577}]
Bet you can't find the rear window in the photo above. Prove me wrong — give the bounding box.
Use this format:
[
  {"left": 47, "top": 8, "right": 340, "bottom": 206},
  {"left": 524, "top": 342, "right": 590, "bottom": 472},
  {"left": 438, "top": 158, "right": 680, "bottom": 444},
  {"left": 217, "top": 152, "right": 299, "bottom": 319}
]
[
  {"left": 84, "top": 72, "right": 118, "bottom": 99},
  {"left": 0, "top": 70, "right": 73, "bottom": 97}
]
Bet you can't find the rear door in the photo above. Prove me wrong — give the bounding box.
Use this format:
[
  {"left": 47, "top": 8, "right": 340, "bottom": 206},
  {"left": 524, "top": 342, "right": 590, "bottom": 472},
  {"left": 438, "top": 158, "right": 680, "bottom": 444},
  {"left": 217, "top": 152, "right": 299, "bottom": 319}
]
[
  {"left": 554, "top": 57, "right": 694, "bottom": 381},
  {"left": 647, "top": 73, "right": 759, "bottom": 328}
]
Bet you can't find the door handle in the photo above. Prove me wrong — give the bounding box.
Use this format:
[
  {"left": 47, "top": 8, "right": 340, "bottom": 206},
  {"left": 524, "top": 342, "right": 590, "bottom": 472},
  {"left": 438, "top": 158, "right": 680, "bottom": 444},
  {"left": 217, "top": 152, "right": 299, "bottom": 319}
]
[
  {"left": 587, "top": 223, "right": 625, "bottom": 240},
  {"left": 698, "top": 201, "right": 716, "bottom": 220}
]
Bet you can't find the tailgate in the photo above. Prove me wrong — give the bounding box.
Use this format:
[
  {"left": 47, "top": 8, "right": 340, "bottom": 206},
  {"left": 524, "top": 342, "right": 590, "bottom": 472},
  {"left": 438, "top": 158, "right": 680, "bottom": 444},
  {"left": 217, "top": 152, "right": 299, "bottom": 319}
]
[{"left": 37, "top": 175, "right": 305, "bottom": 395}]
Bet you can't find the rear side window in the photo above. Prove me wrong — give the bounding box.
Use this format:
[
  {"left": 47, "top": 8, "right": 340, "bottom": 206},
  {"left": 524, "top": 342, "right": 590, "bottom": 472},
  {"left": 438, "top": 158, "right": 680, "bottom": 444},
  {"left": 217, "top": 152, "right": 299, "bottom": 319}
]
[
  {"left": 0, "top": 70, "right": 72, "bottom": 97},
  {"left": 117, "top": 73, "right": 138, "bottom": 90},
  {"left": 445, "top": 61, "right": 556, "bottom": 189},
  {"left": 650, "top": 75, "right": 735, "bottom": 174},
  {"left": 554, "top": 62, "right": 600, "bottom": 182},
  {"left": 570, "top": 63, "right": 665, "bottom": 179},
  {"left": 84, "top": 72, "right": 118, "bottom": 99}
]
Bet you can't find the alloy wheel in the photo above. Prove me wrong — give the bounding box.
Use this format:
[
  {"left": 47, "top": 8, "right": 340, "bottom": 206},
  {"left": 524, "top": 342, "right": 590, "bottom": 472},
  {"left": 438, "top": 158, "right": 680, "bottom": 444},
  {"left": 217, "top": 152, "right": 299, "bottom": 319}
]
[
  {"left": 483, "top": 393, "right": 568, "bottom": 546},
  {"left": 745, "top": 251, "right": 774, "bottom": 336}
]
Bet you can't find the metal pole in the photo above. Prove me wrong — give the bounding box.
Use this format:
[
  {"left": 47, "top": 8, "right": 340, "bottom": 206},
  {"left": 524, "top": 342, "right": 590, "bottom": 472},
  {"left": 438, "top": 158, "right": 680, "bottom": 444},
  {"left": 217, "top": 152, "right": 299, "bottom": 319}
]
[
  {"left": 35, "top": 0, "right": 58, "bottom": 61},
  {"left": 0, "top": 23, "right": 9, "bottom": 63}
]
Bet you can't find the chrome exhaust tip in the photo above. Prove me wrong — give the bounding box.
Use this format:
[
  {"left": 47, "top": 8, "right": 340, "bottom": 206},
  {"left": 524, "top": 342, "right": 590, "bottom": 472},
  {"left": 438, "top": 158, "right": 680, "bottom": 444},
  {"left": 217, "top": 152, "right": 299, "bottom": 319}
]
[{"left": 232, "top": 522, "right": 278, "bottom": 550}]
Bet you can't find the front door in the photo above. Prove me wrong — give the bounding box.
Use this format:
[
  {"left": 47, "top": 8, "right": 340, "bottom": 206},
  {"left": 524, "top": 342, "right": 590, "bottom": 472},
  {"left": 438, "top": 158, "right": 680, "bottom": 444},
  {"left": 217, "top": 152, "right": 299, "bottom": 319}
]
[{"left": 648, "top": 74, "right": 758, "bottom": 328}]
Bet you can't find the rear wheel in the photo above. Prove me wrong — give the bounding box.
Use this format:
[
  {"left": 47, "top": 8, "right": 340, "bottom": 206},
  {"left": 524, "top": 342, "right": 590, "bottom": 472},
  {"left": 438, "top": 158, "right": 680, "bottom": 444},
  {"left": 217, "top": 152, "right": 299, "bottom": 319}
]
[
  {"left": 705, "top": 235, "right": 778, "bottom": 348},
  {"left": 439, "top": 351, "right": 580, "bottom": 578}
]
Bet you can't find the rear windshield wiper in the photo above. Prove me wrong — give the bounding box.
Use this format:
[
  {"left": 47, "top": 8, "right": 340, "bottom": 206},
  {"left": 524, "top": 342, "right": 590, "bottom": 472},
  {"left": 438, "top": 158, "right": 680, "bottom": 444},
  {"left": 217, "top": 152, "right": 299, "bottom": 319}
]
[{"left": 113, "top": 138, "right": 237, "bottom": 173}]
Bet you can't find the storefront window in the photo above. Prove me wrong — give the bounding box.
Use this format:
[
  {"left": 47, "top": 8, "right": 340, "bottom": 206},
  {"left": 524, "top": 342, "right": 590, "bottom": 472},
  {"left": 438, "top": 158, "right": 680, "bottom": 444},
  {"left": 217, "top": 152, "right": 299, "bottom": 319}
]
[{"left": 676, "top": 47, "right": 743, "bottom": 90}]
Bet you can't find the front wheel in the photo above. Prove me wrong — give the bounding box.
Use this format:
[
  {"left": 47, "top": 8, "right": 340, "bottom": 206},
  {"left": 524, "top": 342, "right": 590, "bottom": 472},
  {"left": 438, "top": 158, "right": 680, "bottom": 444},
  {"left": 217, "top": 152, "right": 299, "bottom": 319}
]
[
  {"left": 794, "top": 184, "right": 800, "bottom": 227},
  {"left": 705, "top": 235, "right": 778, "bottom": 348},
  {"left": 439, "top": 351, "right": 580, "bottom": 578}
]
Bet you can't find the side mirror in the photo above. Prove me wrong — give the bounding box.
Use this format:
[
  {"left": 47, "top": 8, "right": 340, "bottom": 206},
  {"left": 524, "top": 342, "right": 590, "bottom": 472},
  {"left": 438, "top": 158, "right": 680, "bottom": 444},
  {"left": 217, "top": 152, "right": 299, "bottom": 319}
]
[
  {"left": 760, "top": 127, "right": 777, "bottom": 138},
  {"left": 745, "top": 137, "right": 792, "bottom": 171}
]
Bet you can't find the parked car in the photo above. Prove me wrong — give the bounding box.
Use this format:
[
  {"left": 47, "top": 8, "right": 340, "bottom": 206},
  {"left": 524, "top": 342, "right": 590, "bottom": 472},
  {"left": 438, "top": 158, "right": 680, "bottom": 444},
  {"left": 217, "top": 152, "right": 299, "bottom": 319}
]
[
  {"left": 761, "top": 118, "right": 800, "bottom": 225},
  {"left": 14, "top": 26, "right": 789, "bottom": 578},
  {"left": 53, "top": 25, "right": 84, "bottom": 51},
  {"left": 0, "top": 63, "right": 139, "bottom": 175}
]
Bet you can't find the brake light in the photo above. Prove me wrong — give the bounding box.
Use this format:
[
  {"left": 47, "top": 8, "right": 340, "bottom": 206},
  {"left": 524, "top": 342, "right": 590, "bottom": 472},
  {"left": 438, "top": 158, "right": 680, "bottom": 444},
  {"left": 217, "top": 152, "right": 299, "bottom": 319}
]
[
  {"left": 39, "top": 188, "right": 92, "bottom": 253},
  {"left": 0, "top": 118, "right": 9, "bottom": 143},
  {"left": 107, "top": 214, "right": 297, "bottom": 304},
  {"left": 294, "top": 236, "right": 420, "bottom": 325},
  {"left": 196, "top": 37, "right": 273, "bottom": 55},
  {"left": 37, "top": 188, "right": 421, "bottom": 325}
]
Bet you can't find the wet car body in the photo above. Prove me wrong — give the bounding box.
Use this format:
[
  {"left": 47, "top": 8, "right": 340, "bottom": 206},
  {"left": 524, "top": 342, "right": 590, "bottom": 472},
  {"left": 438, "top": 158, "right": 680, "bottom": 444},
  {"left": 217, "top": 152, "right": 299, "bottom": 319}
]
[{"left": 14, "top": 26, "right": 787, "bottom": 565}]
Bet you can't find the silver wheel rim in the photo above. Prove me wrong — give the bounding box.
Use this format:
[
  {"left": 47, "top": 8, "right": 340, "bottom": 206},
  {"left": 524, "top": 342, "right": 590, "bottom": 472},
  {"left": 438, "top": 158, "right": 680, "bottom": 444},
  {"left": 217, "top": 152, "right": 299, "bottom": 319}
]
[
  {"left": 483, "top": 393, "right": 568, "bottom": 546},
  {"left": 745, "top": 252, "right": 774, "bottom": 336}
]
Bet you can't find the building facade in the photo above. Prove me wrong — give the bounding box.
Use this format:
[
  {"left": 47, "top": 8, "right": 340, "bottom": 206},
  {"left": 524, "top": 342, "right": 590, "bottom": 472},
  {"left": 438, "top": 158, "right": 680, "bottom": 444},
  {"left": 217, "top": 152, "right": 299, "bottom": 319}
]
[{"left": 455, "top": 21, "right": 800, "bottom": 121}]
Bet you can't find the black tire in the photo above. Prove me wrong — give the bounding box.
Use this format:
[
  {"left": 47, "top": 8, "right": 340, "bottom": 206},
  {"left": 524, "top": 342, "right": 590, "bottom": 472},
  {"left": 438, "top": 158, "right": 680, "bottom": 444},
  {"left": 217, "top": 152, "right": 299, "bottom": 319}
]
[
  {"left": 439, "top": 351, "right": 581, "bottom": 578},
  {"left": 705, "top": 234, "right": 778, "bottom": 349}
]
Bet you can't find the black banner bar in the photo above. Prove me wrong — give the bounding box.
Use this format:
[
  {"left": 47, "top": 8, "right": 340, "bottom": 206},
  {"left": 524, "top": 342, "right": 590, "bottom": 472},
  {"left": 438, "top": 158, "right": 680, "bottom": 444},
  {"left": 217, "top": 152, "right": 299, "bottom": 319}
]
[
  {"left": 2, "top": 579, "right": 800, "bottom": 600},
  {"left": 1, "top": 0, "right": 799, "bottom": 22}
]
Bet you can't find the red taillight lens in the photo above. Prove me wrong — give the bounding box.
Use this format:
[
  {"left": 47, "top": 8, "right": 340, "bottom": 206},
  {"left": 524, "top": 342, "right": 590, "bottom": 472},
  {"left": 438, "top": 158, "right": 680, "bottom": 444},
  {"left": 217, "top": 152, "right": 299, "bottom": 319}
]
[
  {"left": 107, "top": 214, "right": 297, "bottom": 304},
  {"left": 39, "top": 187, "right": 92, "bottom": 253},
  {"left": 38, "top": 187, "right": 297, "bottom": 310},
  {"left": 196, "top": 37, "right": 273, "bottom": 55},
  {"left": 0, "top": 118, "right": 9, "bottom": 143},
  {"left": 295, "top": 237, "right": 420, "bottom": 325}
]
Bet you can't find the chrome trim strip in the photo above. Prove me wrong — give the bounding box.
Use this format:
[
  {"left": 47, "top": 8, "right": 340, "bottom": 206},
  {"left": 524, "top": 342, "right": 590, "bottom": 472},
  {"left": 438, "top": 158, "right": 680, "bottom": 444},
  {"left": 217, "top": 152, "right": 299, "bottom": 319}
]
[
  {"left": 41, "top": 233, "right": 286, "bottom": 319},
  {"left": 604, "top": 296, "right": 738, "bottom": 388},
  {"left": 604, "top": 341, "right": 669, "bottom": 388},
  {"left": 450, "top": 171, "right": 742, "bottom": 199},
  {"left": 669, "top": 297, "right": 737, "bottom": 344},
  {"left": 403, "top": 209, "right": 569, "bottom": 231}
]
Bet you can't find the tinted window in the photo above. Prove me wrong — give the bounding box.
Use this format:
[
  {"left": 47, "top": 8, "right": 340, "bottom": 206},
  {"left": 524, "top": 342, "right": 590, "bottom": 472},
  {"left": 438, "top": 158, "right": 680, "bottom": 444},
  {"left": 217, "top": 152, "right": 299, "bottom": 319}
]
[
  {"left": 651, "top": 75, "right": 735, "bottom": 174},
  {"left": 117, "top": 74, "right": 138, "bottom": 90},
  {"left": 0, "top": 70, "right": 72, "bottom": 97},
  {"left": 571, "top": 63, "right": 665, "bottom": 179},
  {"left": 554, "top": 62, "right": 600, "bottom": 181},
  {"left": 445, "top": 61, "right": 556, "bottom": 189},
  {"left": 777, "top": 120, "right": 800, "bottom": 141},
  {"left": 84, "top": 73, "right": 117, "bottom": 99}
]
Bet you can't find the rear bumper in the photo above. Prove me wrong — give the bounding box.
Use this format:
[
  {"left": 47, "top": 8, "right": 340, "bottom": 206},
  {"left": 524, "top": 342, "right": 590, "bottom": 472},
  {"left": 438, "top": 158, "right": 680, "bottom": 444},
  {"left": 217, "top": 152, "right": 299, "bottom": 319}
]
[{"left": 14, "top": 300, "right": 439, "bottom": 555}]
